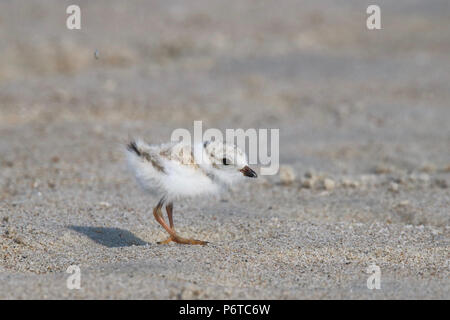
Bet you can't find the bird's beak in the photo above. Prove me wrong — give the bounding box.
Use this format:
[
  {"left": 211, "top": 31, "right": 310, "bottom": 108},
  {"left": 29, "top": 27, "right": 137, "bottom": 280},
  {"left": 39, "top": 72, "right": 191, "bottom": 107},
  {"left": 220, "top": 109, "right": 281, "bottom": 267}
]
[{"left": 240, "top": 166, "right": 257, "bottom": 178}]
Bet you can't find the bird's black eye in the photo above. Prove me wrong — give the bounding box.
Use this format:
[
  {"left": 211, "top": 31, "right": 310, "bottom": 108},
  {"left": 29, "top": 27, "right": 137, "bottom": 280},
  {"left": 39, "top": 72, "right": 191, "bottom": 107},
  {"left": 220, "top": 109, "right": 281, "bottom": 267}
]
[{"left": 222, "top": 158, "right": 230, "bottom": 165}]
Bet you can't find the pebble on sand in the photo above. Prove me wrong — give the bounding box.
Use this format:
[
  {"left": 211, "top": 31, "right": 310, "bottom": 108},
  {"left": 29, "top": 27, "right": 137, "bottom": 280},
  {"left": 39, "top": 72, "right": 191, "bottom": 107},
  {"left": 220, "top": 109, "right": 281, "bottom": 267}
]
[
  {"left": 302, "top": 178, "right": 316, "bottom": 189},
  {"left": 279, "top": 165, "right": 296, "bottom": 185},
  {"left": 98, "top": 201, "right": 111, "bottom": 208},
  {"left": 374, "top": 164, "right": 394, "bottom": 174},
  {"left": 388, "top": 182, "right": 399, "bottom": 193},
  {"left": 323, "top": 178, "right": 335, "bottom": 191},
  {"left": 341, "top": 178, "right": 360, "bottom": 188}
]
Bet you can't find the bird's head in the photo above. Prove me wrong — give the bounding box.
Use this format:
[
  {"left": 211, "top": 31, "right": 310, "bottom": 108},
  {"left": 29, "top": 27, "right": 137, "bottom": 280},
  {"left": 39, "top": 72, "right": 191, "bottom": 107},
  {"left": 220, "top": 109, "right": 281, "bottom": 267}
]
[{"left": 203, "top": 140, "right": 257, "bottom": 178}]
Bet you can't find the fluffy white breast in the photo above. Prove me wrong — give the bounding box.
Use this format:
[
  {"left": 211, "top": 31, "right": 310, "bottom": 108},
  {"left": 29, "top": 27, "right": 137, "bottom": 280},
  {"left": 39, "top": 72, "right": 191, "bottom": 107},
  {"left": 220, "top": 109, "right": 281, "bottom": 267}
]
[{"left": 126, "top": 140, "right": 221, "bottom": 200}]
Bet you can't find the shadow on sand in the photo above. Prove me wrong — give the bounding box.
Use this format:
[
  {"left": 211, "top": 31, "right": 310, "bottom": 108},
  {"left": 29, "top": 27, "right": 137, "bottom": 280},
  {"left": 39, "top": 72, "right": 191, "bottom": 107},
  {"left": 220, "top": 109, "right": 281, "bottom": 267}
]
[{"left": 68, "top": 226, "right": 148, "bottom": 248}]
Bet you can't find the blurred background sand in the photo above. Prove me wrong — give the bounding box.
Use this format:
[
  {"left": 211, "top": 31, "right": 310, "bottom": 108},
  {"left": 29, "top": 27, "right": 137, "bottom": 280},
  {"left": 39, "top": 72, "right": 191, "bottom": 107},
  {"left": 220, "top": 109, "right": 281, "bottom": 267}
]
[{"left": 0, "top": 0, "right": 449, "bottom": 299}]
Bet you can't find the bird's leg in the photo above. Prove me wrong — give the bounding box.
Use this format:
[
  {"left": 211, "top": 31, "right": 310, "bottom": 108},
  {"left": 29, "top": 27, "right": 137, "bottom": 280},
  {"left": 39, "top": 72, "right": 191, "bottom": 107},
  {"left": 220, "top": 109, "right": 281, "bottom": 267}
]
[
  {"left": 166, "top": 202, "right": 174, "bottom": 230},
  {"left": 155, "top": 202, "right": 175, "bottom": 245},
  {"left": 154, "top": 200, "right": 207, "bottom": 245},
  {"left": 153, "top": 197, "right": 177, "bottom": 243}
]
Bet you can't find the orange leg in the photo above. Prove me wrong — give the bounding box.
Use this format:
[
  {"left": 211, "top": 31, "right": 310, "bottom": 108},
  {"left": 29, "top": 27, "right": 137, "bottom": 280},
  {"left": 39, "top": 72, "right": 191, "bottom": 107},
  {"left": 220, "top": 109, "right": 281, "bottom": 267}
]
[
  {"left": 153, "top": 198, "right": 207, "bottom": 245},
  {"left": 166, "top": 202, "right": 174, "bottom": 230}
]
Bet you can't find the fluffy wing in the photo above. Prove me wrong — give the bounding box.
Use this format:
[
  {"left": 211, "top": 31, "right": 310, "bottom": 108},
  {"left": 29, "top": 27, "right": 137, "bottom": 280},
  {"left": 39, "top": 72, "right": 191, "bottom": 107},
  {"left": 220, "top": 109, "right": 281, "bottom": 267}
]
[{"left": 158, "top": 142, "right": 199, "bottom": 169}]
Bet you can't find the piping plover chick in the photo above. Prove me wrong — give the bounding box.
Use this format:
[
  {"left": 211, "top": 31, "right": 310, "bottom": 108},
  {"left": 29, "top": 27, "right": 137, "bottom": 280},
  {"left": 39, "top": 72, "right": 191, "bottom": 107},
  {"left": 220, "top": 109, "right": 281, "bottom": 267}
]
[{"left": 126, "top": 139, "right": 257, "bottom": 245}]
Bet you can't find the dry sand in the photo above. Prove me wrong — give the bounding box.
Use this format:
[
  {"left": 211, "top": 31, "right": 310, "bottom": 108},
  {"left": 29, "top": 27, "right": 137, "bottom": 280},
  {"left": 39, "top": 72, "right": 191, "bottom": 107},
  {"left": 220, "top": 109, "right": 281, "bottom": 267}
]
[{"left": 0, "top": 0, "right": 449, "bottom": 299}]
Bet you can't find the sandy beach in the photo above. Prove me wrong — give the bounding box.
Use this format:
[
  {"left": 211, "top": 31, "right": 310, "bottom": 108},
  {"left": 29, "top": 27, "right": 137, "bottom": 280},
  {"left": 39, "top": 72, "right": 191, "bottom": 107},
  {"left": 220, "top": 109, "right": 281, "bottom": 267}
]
[{"left": 0, "top": 0, "right": 449, "bottom": 299}]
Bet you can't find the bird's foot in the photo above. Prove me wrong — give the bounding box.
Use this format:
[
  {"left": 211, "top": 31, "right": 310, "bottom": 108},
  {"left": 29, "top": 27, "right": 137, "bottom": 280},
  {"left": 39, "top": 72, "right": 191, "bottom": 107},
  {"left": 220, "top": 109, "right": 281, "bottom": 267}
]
[
  {"left": 156, "top": 237, "right": 174, "bottom": 245},
  {"left": 157, "top": 235, "right": 208, "bottom": 246}
]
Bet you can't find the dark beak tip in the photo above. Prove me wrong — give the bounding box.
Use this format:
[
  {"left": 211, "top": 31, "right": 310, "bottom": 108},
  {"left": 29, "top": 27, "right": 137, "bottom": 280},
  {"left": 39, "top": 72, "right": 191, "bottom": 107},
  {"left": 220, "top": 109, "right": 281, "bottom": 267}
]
[{"left": 241, "top": 166, "right": 258, "bottom": 178}]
